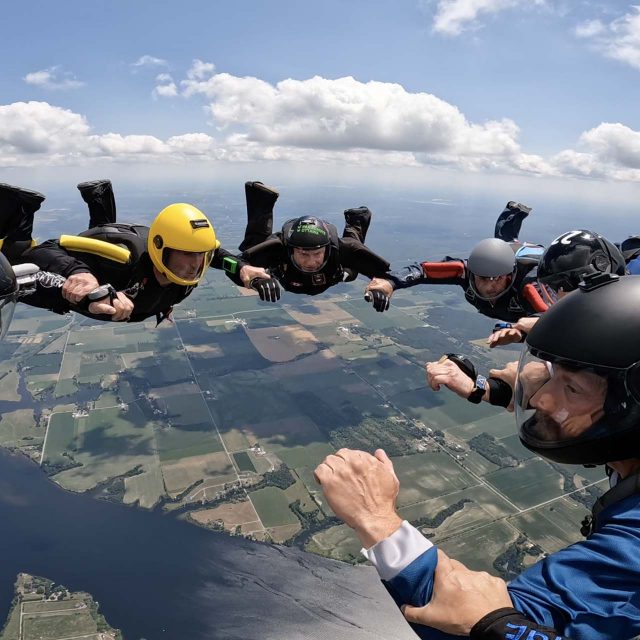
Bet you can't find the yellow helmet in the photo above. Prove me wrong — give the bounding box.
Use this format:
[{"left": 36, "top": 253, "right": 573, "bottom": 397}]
[{"left": 147, "top": 203, "right": 221, "bottom": 286}]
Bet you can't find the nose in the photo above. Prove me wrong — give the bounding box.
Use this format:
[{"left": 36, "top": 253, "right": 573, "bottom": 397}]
[{"left": 529, "top": 383, "right": 558, "bottom": 413}]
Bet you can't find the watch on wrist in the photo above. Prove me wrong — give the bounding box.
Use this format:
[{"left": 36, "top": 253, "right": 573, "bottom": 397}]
[{"left": 467, "top": 374, "right": 488, "bottom": 404}]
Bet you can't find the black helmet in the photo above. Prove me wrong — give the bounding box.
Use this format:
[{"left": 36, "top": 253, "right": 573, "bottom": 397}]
[
  {"left": 467, "top": 238, "right": 517, "bottom": 301},
  {"left": 537, "top": 230, "right": 626, "bottom": 301},
  {"left": 0, "top": 253, "right": 18, "bottom": 340},
  {"left": 515, "top": 273, "right": 640, "bottom": 465},
  {"left": 283, "top": 216, "right": 331, "bottom": 273}
]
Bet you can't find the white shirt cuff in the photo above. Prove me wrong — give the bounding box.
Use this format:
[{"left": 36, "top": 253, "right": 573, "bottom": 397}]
[{"left": 361, "top": 520, "right": 434, "bottom": 581}]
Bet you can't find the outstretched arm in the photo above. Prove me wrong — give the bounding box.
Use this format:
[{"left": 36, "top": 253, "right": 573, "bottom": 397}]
[{"left": 364, "top": 259, "right": 467, "bottom": 312}]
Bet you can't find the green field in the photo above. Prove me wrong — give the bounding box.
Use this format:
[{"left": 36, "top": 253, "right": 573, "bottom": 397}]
[
  {"left": 155, "top": 424, "right": 223, "bottom": 462},
  {"left": 124, "top": 465, "right": 166, "bottom": 508},
  {"left": 49, "top": 403, "right": 157, "bottom": 492},
  {"left": 439, "top": 519, "right": 519, "bottom": 572},
  {"left": 233, "top": 451, "right": 256, "bottom": 472},
  {"left": 0, "top": 409, "right": 41, "bottom": 449},
  {"left": 486, "top": 458, "right": 565, "bottom": 509},
  {"left": 393, "top": 452, "right": 477, "bottom": 507},
  {"left": 250, "top": 486, "right": 298, "bottom": 527}
]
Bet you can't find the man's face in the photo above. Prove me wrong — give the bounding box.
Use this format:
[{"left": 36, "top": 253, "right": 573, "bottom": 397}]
[
  {"left": 165, "top": 249, "right": 206, "bottom": 281},
  {"left": 526, "top": 364, "right": 608, "bottom": 441},
  {"left": 473, "top": 274, "right": 511, "bottom": 299},
  {"left": 292, "top": 247, "right": 326, "bottom": 273}
]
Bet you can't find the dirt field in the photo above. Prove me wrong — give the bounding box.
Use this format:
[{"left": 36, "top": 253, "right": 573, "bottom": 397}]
[
  {"left": 286, "top": 301, "right": 357, "bottom": 326},
  {"left": 245, "top": 325, "right": 318, "bottom": 362},
  {"left": 189, "top": 499, "right": 258, "bottom": 529},
  {"left": 240, "top": 415, "right": 324, "bottom": 449},
  {"left": 161, "top": 451, "right": 236, "bottom": 496},
  {"left": 184, "top": 343, "right": 224, "bottom": 357}
]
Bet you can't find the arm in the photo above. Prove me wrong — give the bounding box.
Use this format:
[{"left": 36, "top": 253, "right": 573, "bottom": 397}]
[
  {"left": 338, "top": 237, "right": 390, "bottom": 278},
  {"left": 364, "top": 259, "right": 467, "bottom": 312},
  {"left": 212, "top": 246, "right": 280, "bottom": 301},
  {"left": 521, "top": 282, "right": 549, "bottom": 314},
  {"left": 426, "top": 356, "right": 515, "bottom": 409},
  {"left": 388, "top": 259, "right": 467, "bottom": 290}
]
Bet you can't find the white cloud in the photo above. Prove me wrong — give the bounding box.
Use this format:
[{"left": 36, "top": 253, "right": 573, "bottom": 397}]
[
  {"left": 24, "top": 66, "right": 85, "bottom": 90},
  {"left": 425, "top": 0, "right": 546, "bottom": 36},
  {"left": 186, "top": 59, "right": 215, "bottom": 80},
  {"left": 181, "top": 72, "right": 523, "bottom": 162},
  {"left": 0, "top": 101, "right": 89, "bottom": 154},
  {"left": 5, "top": 82, "right": 640, "bottom": 185},
  {"left": 153, "top": 73, "right": 178, "bottom": 98},
  {"left": 575, "top": 7, "right": 640, "bottom": 70},
  {"left": 131, "top": 55, "right": 169, "bottom": 70},
  {"left": 574, "top": 19, "right": 605, "bottom": 39}
]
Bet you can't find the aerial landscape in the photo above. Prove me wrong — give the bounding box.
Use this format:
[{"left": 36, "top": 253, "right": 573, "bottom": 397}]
[
  {"left": 4, "top": 0, "right": 640, "bottom": 637},
  {"left": 0, "top": 203, "right": 605, "bottom": 578}
]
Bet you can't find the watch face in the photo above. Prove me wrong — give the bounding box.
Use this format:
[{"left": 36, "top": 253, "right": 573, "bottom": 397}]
[{"left": 475, "top": 374, "right": 488, "bottom": 390}]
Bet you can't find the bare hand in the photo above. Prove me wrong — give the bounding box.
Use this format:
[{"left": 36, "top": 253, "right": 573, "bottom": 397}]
[
  {"left": 487, "top": 327, "right": 524, "bottom": 348},
  {"left": 239, "top": 265, "right": 271, "bottom": 288},
  {"left": 402, "top": 550, "right": 512, "bottom": 635},
  {"left": 62, "top": 272, "right": 100, "bottom": 304},
  {"left": 425, "top": 359, "right": 475, "bottom": 398},
  {"left": 314, "top": 448, "right": 402, "bottom": 548},
  {"left": 365, "top": 278, "right": 394, "bottom": 298},
  {"left": 88, "top": 291, "right": 134, "bottom": 321}
]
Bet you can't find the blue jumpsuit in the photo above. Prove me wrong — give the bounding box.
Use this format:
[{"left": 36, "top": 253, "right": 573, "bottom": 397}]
[{"left": 382, "top": 492, "right": 640, "bottom": 639}]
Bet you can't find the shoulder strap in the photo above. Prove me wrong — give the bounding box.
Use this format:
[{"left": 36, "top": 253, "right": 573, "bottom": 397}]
[
  {"left": 78, "top": 223, "right": 148, "bottom": 264},
  {"left": 582, "top": 471, "right": 640, "bottom": 536}
]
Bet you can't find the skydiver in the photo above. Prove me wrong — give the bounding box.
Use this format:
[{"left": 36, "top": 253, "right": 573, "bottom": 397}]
[
  {"left": 2, "top": 180, "right": 273, "bottom": 323},
  {"left": 235, "top": 181, "right": 391, "bottom": 298},
  {"left": 364, "top": 201, "right": 548, "bottom": 321},
  {"left": 488, "top": 228, "right": 627, "bottom": 348},
  {"left": 315, "top": 273, "right": 640, "bottom": 640}
]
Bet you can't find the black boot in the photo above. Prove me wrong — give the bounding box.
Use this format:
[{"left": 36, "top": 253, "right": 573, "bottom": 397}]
[
  {"left": 494, "top": 201, "right": 531, "bottom": 243},
  {"left": 0, "top": 183, "right": 45, "bottom": 263},
  {"left": 239, "top": 181, "right": 279, "bottom": 251},
  {"left": 343, "top": 206, "right": 372, "bottom": 243},
  {"left": 77, "top": 179, "right": 116, "bottom": 227}
]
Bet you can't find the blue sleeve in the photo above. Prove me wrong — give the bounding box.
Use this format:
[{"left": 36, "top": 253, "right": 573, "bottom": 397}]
[
  {"left": 382, "top": 547, "right": 459, "bottom": 640},
  {"left": 506, "top": 504, "right": 640, "bottom": 640}
]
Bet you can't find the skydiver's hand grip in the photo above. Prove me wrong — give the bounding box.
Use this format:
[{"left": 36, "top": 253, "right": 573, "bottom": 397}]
[
  {"left": 76, "top": 284, "right": 118, "bottom": 321},
  {"left": 364, "top": 290, "right": 390, "bottom": 312},
  {"left": 250, "top": 277, "right": 281, "bottom": 302}
]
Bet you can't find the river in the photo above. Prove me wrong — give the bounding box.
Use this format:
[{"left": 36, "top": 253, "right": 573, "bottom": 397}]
[{"left": 0, "top": 449, "right": 415, "bottom": 640}]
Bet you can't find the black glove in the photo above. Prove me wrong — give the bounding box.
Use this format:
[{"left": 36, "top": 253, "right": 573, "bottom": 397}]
[
  {"left": 364, "top": 290, "right": 390, "bottom": 312},
  {"left": 250, "top": 277, "right": 281, "bottom": 302}
]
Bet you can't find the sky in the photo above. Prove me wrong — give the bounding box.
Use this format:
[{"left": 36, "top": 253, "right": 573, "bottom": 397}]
[{"left": 3, "top": 0, "right": 640, "bottom": 207}]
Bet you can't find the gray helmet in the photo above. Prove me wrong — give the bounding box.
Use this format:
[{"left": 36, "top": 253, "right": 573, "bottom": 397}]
[{"left": 467, "top": 238, "right": 517, "bottom": 301}]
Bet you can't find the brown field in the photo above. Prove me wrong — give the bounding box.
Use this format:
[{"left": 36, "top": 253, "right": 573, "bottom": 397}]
[
  {"left": 219, "top": 428, "right": 251, "bottom": 452},
  {"left": 268, "top": 523, "right": 302, "bottom": 543},
  {"left": 245, "top": 325, "right": 318, "bottom": 362},
  {"left": 268, "top": 349, "right": 342, "bottom": 380},
  {"left": 286, "top": 301, "right": 357, "bottom": 326},
  {"left": 189, "top": 499, "right": 258, "bottom": 528},
  {"left": 120, "top": 351, "right": 155, "bottom": 368},
  {"left": 241, "top": 415, "right": 323, "bottom": 448},
  {"left": 148, "top": 381, "right": 200, "bottom": 399},
  {"left": 161, "top": 452, "right": 236, "bottom": 496},
  {"left": 184, "top": 343, "right": 224, "bottom": 357}
]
